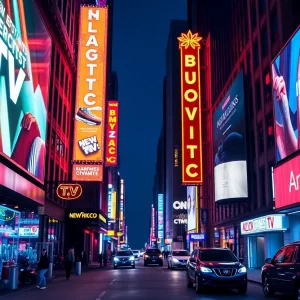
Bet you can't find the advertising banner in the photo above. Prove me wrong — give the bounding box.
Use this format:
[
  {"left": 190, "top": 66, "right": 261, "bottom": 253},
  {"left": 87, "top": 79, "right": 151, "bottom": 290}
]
[
  {"left": 0, "top": 0, "right": 51, "bottom": 183},
  {"left": 173, "top": 199, "right": 187, "bottom": 240},
  {"left": 72, "top": 164, "right": 103, "bottom": 181},
  {"left": 72, "top": 7, "right": 108, "bottom": 181},
  {"left": 187, "top": 186, "right": 196, "bottom": 231},
  {"left": 157, "top": 194, "right": 164, "bottom": 239},
  {"left": 178, "top": 30, "right": 203, "bottom": 184},
  {"left": 107, "top": 184, "right": 112, "bottom": 221},
  {"left": 213, "top": 70, "right": 248, "bottom": 202},
  {"left": 187, "top": 233, "right": 205, "bottom": 242},
  {"left": 119, "top": 179, "right": 124, "bottom": 232},
  {"left": 151, "top": 206, "right": 155, "bottom": 239},
  {"left": 111, "top": 191, "right": 117, "bottom": 220},
  {"left": 272, "top": 27, "right": 300, "bottom": 162},
  {"left": 105, "top": 101, "right": 119, "bottom": 166}
]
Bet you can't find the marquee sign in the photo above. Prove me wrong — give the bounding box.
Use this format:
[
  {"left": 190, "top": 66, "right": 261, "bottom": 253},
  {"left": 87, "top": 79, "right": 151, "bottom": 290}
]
[
  {"left": 178, "top": 30, "right": 203, "bottom": 185},
  {"left": 56, "top": 184, "right": 82, "bottom": 200}
]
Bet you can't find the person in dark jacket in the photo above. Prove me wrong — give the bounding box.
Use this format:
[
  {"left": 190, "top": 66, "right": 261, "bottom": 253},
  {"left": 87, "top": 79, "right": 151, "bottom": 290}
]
[
  {"left": 37, "top": 249, "right": 49, "bottom": 289},
  {"left": 98, "top": 252, "right": 103, "bottom": 268}
]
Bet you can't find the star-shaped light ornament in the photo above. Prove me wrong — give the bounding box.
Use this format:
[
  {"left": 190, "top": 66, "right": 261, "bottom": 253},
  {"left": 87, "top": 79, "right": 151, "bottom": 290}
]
[{"left": 177, "top": 30, "right": 202, "bottom": 49}]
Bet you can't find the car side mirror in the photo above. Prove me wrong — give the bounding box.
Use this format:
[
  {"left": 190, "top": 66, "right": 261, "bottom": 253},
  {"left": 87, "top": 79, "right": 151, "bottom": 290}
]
[
  {"left": 265, "top": 258, "right": 272, "bottom": 264},
  {"left": 239, "top": 258, "right": 244, "bottom": 263},
  {"left": 189, "top": 258, "right": 196, "bottom": 263}
]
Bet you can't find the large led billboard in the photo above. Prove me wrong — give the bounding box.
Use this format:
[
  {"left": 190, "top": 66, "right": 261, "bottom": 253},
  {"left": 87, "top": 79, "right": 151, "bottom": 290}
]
[
  {"left": 72, "top": 6, "right": 108, "bottom": 181},
  {"left": 272, "top": 27, "right": 300, "bottom": 162},
  {"left": 187, "top": 186, "right": 196, "bottom": 231},
  {"left": 105, "top": 101, "right": 119, "bottom": 166},
  {"left": 0, "top": 0, "right": 51, "bottom": 183},
  {"left": 178, "top": 30, "right": 203, "bottom": 185},
  {"left": 213, "top": 71, "right": 248, "bottom": 202},
  {"left": 157, "top": 194, "right": 164, "bottom": 239}
]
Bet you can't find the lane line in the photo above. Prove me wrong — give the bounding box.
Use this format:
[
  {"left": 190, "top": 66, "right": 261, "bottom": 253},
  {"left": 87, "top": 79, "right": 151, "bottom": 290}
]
[
  {"left": 96, "top": 290, "right": 106, "bottom": 300},
  {"left": 109, "top": 279, "right": 115, "bottom": 286}
]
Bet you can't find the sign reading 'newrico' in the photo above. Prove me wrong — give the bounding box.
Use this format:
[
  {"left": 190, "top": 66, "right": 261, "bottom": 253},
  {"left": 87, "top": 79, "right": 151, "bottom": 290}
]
[
  {"left": 56, "top": 184, "right": 82, "bottom": 200},
  {"left": 178, "top": 30, "right": 203, "bottom": 185},
  {"left": 68, "top": 211, "right": 107, "bottom": 224}
]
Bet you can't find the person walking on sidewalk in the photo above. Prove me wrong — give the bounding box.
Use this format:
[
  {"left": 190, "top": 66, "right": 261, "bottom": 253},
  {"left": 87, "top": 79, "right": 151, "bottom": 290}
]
[
  {"left": 98, "top": 252, "right": 103, "bottom": 268},
  {"left": 65, "top": 247, "right": 74, "bottom": 280},
  {"left": 37, "top": 248, "right": 49, "bottom": 289}
]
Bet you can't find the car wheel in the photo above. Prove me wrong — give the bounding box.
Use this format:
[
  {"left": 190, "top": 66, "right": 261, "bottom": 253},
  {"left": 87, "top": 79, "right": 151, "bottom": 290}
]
[
  {"left": 186, "top": 271, "right": 193, "bottom": 288},
  {"left": 195, "top": 275, "right": 202, "bottom": 294},
  {"left": 262, "top": 275, "right": 275, "bottom": 297},
  {"left": 237, "top": 285, "right": 247, "bottom": 295}
]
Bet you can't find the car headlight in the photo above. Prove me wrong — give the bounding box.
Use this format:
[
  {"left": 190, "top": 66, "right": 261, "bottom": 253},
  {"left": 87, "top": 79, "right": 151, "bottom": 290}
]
[
  {"left": 144, "top": 255, "right": 149, "bottom": 258},
  {"left": 238, "top": 266, "right": 247, "bottom": 273},
  {"left": 129, "top": 256, "right": 135, "bottom": 261},
  {"left": 200, "top": 267, "right": 212, "bottom": 273},
  {"left": 113, "top": 257, "right": 119, "bottom": 262},
  {"left": 172, "top": 258, "right": 179, "bottom": 263},
  {"left": 159, "top": 254, "right": 163, "bottom": 258}
]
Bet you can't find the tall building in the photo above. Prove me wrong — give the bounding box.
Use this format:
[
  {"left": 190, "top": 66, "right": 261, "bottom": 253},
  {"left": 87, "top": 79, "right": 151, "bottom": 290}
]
[
  {"left": 188, "top": 0, "right": 300, "bottom": 267},
  {"left": 164, "top": 20, "right": 188, "bottom": 251}
]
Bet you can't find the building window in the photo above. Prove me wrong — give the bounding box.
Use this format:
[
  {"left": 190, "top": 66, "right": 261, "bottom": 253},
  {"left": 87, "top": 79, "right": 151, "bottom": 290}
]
[
  {"left": 58, "top": 96, "right": 62, "bottom": 125},
  {"left": 266, "top": 114, "right": 274, "bottom": 150},
  {"left": 262, "top": 26, "right": 268, "bottom": 57},
  {"left": 258, "top": 122, "right": 264, "bottom": 153},
  {"left": 259, "top": 0, "right": 266, "bottom": 15},
  {"left": 255, "top": 80, "right": 261, "bottom": 110},
  {"left": 263, "top": 69, "right": 272, "bottom": 102},
  {"left": 260, "top": 167, "right": 266, "bottom": 206},
  {"left": 251, "top": 129, "right": 255, "bottom": 159},
  {"left": 253, "top": 41, "right": 259, "bottom": 67},
  {"left": 55, "top": 54, "right": 60, "bottom": 79},
  {"left": 251, "top": 3, "right": 257, "bottom": 28},
  {"left": 253, "top": 172, "right": 257, "bottom": 210},
  {"left": 271, "top": 9, "right": 279, "bottom": 43},
  {"left": 51, "top": 130, "right": 55, "bottom": 147}
]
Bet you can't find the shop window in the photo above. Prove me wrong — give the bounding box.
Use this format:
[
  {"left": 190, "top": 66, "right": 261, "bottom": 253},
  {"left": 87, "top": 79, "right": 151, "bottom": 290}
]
[
  {"left": 258, "top": 122, "right": 264, "bottom": 153},
  {"left": 255, "top": 80, "right": 261, "bottom": 110},
  {"left": 271, "top": 9, "right": 279, "bottom": 43},
  {"left": 260, "top": 167, "right": 266, "bottom": 206},
  {"left": 261, "top": 26, "right": 268, "bottom": 57},
  {"left": 266, "top": 114, "right": 274, "bottom": 149}
]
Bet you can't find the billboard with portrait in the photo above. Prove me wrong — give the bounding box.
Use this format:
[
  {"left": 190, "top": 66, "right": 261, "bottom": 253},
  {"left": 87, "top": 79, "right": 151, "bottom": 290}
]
[
  {"left": 272, "top": 27, "right": 300, "bottom": 162},
  {"left": 0, "top": 0, "right": 51, "bottom": 183},
  {"left": 187, "top": 186, "right": 196, "bottom": 231},
  {"left": 213, "top": 71, "right": 248, "bottom": 202}
]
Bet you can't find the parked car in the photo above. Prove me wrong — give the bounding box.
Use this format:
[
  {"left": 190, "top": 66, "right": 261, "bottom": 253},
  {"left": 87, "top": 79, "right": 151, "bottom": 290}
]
[
  {"left": 167, "top": 249, "right": 190, "bottom": 269},
  {"left": 186, "top": 248, "right": 247, "bottom": 294},
  {"left": 144, "top": 248, "right": 163, "bottom": 266},
  {"left": 262, "top": 241, "right": 300, "bottom": 298},
  {"left": 113, "top": 250, "right": 135, "bottom": 269}
]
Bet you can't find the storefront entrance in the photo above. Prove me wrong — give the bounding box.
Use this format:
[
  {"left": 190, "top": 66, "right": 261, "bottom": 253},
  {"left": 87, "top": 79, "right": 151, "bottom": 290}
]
[{"left": 247, "top": 236, "right": 265, "bottom": 268}]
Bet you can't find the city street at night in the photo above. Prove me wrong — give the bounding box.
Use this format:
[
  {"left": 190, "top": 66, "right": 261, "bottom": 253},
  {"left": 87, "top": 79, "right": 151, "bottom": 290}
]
[{"left": 0, "top": 261, "right": 292, "bottom": 300}]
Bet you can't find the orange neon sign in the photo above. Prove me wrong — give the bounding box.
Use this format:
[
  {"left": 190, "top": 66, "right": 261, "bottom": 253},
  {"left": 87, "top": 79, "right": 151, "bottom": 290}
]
[
  {"left": 72, "top": 6, "right": 108, "bottom": 181},
  {"left": 178, "top": 30, "right": 203, "bottom": 184}
]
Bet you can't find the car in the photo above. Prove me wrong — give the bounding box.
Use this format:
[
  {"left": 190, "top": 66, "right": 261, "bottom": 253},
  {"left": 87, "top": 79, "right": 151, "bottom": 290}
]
[
  {"left": 132, "top": 250, "right": 140, "bottom": 260},
  {"left": 113, "top": 250, "right": 135, "bottom": 269},
  {"left": 261, "top": 241, "right": 300, "bottom": 298},
  {"left": 140, "top": 250, "right": 145, "bottom": 257},
  {"left": 167, "top": 249, "right": 190, "bottom": 269},
  {"left": 186, "top": 248, "right": 247, "bottom": 294},
  {"left": 144, "top": 248, "right": 163, "bottom": 266}
]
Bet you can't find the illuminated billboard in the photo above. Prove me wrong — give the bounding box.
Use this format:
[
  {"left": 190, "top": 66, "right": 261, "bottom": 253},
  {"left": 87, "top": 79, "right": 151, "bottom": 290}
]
[
  {"left": 72, "top": 6, "right": 108, "bottom": 181},
  {"left": 107, "top": 184, "right": 112, "bottom": 221},
  {"left": 105, "top": 101, "right": 119, "bottom": 166},
  {"left": 187, "top": 186, "right": 196, "bottom": 231},
  {"left": 119, "top": 179, "right": 124, "bottom": 231},
  {"left": 157, "top": 194, "right": 164, "bottom": 239},
  {"left": 151, "top": 206, "right": 155, "bottom": 239},
  {"left": 213, "top": 71, "right": 248, "bottom": 202},
  {"left": 0, "top": 0, "right": 51, "bottom": 183},
  {"left": 111, "top": 191, "right": 117, "bottom": 220},
  {"left": 178, "top": 30, "right": 203, "bottom": 184},
  {"left": 272, "top": 27, "right": 300, "bottom": 162}
]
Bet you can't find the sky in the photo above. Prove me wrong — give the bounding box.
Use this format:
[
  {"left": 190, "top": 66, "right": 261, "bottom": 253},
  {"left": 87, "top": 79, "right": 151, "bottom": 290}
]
[{"left": 112, "top": 0, "right": 187, "bottom": 249}]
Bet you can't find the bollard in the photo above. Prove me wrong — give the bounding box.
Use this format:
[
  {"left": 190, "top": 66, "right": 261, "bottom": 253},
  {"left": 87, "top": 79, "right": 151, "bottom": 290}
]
[
  {"left": 48, "top": 262, "right": 53, "bottom": 279},
  {"left": 75, "top": 261, "right": 81, "bottom": 275},
  {"left": 9, "top": 266, "right": 18, "bottom": 290}
]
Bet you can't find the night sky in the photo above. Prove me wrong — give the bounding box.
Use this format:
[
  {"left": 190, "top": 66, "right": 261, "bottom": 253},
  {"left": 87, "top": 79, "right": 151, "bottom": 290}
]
[{"left": 112, "top": 0, "right": 187, "bottom": 249}]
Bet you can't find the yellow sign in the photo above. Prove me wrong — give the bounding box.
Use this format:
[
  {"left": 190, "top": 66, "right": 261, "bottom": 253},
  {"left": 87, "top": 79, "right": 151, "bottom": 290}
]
[
  {"left": 68, "top": 212, "right": 107, "bottom": 224},
  {"left": 111, "top": 191, "right": 117, "bottom": 220},
  {"left": 117, "top": 232, "right": 123, "bottom": 237},
  {"left": 107, "top": 230, "right": 114, "bottom": 236}
]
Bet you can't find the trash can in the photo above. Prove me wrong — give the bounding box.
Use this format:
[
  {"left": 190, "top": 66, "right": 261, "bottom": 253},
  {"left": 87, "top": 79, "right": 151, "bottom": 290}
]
[
  {"left": 75, "top": 261, "right": 81, "bottom": 275},
  {"left": 9, "top": 266, "right": 18, "bottom": 290}
]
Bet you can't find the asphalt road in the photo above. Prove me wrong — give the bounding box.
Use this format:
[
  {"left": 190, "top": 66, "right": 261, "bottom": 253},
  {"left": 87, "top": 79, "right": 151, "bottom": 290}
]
[{"left": 1, "top": 260, "right": 294, "bottom": 300}]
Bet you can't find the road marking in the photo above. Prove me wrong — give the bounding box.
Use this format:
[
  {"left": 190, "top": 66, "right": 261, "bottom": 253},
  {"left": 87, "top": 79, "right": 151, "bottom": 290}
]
[
  {"left": 96, "top": 291, "right": 106, "bottom": 300},
  {"left": 109, "top": 279, "right": 115, "bottom": 286}
]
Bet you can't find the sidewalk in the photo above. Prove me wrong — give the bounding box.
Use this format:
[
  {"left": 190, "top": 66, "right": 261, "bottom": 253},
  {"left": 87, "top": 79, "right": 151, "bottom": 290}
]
[
  {"left": 0, "top": 262, "right": 108, "bottom": 296},
  {"left": 247, "top": 268, "right": 262, "bottom": 285}
]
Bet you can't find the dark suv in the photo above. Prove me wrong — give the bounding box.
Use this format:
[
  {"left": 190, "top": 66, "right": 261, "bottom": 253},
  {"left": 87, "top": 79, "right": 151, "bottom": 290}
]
[
  {"left": 144, "top": 248, "right": 163, "bottom": 266},
  {"left": 262, "top": 241, "right": 300, "bottom": 298},
  {"left": 186, "top": 248, "right": 247, "bottom": 294}
]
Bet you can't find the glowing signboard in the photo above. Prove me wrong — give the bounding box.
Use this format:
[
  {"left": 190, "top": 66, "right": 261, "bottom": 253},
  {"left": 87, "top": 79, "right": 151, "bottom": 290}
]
[{"left": 56, "top": 184, "right": 82, "bottom": 200}]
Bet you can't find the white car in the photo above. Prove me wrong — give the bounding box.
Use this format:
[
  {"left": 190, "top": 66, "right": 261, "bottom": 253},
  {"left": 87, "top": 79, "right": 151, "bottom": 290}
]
[
  {"left": 167, "top": 249, "right": 190, "bottom": 269},
  {"left": 132, "top": 250, "right": 140, "bottom": 260},
  {"left": 139, "top": 251, "right": 145, "bottom": 257}
]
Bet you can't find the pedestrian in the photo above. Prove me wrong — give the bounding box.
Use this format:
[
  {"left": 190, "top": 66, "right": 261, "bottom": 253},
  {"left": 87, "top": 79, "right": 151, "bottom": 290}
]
[
  {"left": 37, "top": 248, "right": 49, "bottom": 289},
  {"left": 65, "top": 247, "right": 74, "bottom": 280},
  {"left": 98, "top": 252, "right": 103, "bottom": 268},
  {"left": 103, "top": 251, "right": 107, "bottom": 267}
]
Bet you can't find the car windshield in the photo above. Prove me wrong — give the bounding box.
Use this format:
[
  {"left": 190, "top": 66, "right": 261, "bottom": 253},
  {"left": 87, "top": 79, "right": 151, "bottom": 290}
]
[
  {"left": 116, "top": 251, "right": 133, "bottom": 256},
  {"left": 199, "top": 250, "right": 238, "bottom": 262},
  {"left": 146, "top": 249, "right": 161, "bottom": 254},
  {"left": 172, "top": 250, "right": 190, "bottom": 256}
]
